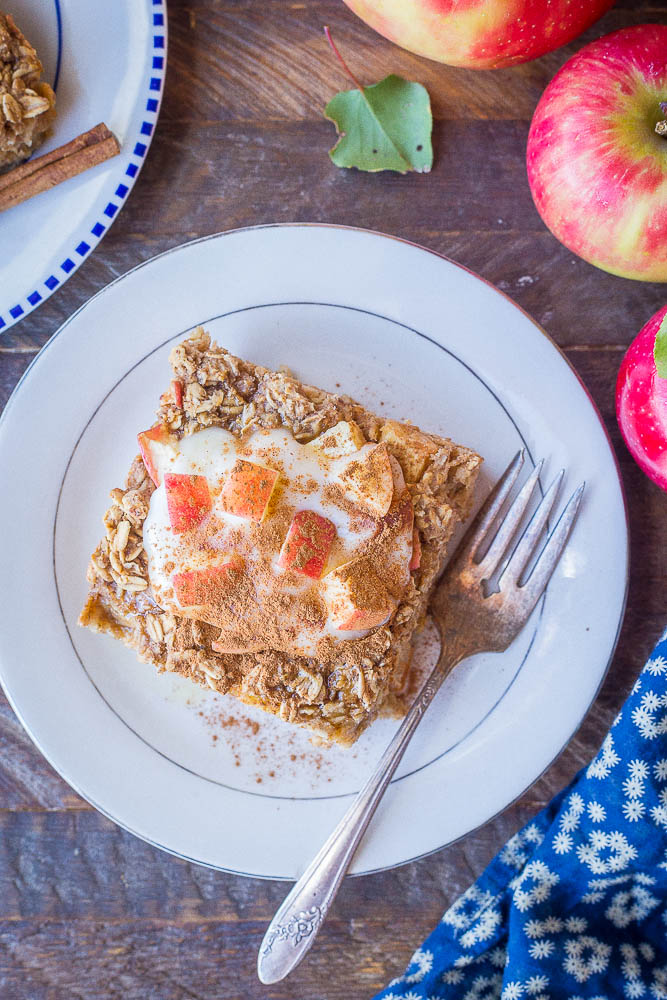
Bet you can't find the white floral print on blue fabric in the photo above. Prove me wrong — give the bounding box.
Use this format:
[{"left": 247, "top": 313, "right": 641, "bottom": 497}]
[{"left": 373, "top": 630, "right": 667, "bottom": 1000}]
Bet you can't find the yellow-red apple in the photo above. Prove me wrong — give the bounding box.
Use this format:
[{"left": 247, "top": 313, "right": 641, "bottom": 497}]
[
  {"left": 342, "top": 0, "right": 613, "bottom": 69},
  {"left": 527, "top": 25, "right": 667, "bottom": 282}
]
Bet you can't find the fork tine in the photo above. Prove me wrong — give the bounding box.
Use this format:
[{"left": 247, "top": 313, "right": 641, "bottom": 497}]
[
  {"left": 459, "top": 450, "right": 525, "bottom": 563},
  {"left": 501, "top": 468, "right": 564, "bottom": 588},
  {"left": 476, "top": 459, "right": 544, "bottom": 578},
  {"left": 517, "top": 483, "right": 585, "bottom": 607}
]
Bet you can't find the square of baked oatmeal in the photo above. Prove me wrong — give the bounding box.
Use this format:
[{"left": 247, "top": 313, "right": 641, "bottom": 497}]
[{"left": 80, "top": 328, "right": 482, "bottom": 746}]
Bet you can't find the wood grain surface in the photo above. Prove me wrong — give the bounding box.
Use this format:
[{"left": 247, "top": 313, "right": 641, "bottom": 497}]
[{"left": 1, "top": 1, "right": 666, "bottom": 997}]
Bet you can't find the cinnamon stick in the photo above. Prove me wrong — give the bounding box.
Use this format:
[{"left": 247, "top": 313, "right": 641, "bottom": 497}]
[{"left": 0, "top": 123, "right": 120, "bottom": 212}]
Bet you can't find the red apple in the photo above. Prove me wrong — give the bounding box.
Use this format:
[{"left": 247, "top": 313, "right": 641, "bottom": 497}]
[
  {"left": 527, "top": 25, "right": 667, "bottom": 282},
  {"left": 164, "top": 473, "right": 212, "bottom": 533},
  {"left": 341, "top": 0, "right": 613, "bottom": 69},
  {"left": 616, "top": 304, "right": 667, "bottom": 491}
]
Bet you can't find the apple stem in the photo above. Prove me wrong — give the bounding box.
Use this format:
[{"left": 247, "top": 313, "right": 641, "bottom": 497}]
[
  {"left": 324, "top": 26, "right": 365, "bottom": 95},
  {"left": 657, "top": 101, "right": 667, "bottom": 137}
]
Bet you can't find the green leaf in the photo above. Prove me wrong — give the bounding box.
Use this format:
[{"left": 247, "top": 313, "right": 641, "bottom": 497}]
[
  {"left": 655, "top": 315, "right": 667, "bottom": 379},
  {"left": 324, "top": 75, "right": 433, "bottom": 174}
]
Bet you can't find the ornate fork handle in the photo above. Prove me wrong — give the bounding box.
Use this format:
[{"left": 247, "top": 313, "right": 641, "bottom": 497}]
[
  {"left": 257, "top": 637, "right": 462, "bottom": 985},
  {"left": 258, "top": 452, "right": 583, "bottom": 984}
]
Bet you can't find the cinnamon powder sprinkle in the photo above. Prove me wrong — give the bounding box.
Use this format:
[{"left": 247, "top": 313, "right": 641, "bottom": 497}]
[{"left": 199, "top": 706, "right": 334, "bottom": 784}]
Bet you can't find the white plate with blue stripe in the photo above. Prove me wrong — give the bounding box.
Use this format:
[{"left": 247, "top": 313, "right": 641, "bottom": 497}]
[{"left": 0, "top": 0, "right": 166, "bottom": 333}]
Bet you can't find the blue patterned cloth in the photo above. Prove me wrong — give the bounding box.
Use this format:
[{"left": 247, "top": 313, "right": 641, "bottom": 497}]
[{"left": 374, "top": 630, "right": 667, "bottom": 1000}]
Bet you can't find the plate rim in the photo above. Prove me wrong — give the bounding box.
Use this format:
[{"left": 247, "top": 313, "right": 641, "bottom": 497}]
[
  {"left": 0, "top": 223, "right": 630, "bottom": 878},
  {"left": 0, "top": 0, "right": 168, "bottom": 333}
]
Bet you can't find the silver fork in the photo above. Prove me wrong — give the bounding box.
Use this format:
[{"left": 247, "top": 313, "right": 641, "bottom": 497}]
[{"left": 257, "top": 451, "right": 584, "bottom": 985}]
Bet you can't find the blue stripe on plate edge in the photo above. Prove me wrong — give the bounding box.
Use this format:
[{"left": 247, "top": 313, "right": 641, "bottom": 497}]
[{"left": 0, "top": 0, "right": 167, "bottom": 331}]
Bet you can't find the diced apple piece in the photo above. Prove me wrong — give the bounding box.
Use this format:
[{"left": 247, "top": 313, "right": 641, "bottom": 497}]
[
  {"left": 379, "top": 492, "right": 414, "bottom": 592},
  {"left": 410, "top": 528, "right": 422, "bottom": 571},
  {"left": 308, "top": 420, "right": 365, "bottom": 458},
  {"left": 383, "top": 491, "right": 414, "bottom": 533},
  {"left": 171, "top": 380, "right": 183, "bottom": 407},
  {"left": 173, "top": 557, "right": 242, "bottom": 607},
  {"left": 219, "top": 459, "right": 279, "bottom": 522},
  {"left": 160, "top": 380, "right": 184, "bottom": 409},
  {"left": 322, "top": 560, "right": 395, "bottom": 631},
  {"left": 164, "top": 473, "right": 212, "bottom": 533},
  {"left": 137, "top": 423, "right": 177, "bottom": 487},
  {"left": 379, "top": 420, "right": 438, "bottom": 483},
  {"left": 388, "top": 453, "right": 406, "bottom": 493},
  {"left": 278, "top": 510, "right": 336, "bottom": 579},
  {"left": 340, "top": 442, "right": 394, "bottom": 518}
]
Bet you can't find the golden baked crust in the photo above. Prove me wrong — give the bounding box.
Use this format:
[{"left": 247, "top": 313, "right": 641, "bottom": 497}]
[
  {"left": 79, "top": 328, "right": 482, "bottom": 745},
  {"left": 0, "top": 14, "right": 56, "bottom": 170}
]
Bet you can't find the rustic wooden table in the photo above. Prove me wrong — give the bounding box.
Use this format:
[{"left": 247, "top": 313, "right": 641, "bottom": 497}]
[{"left": 1, "top": 1, "right": 665, "bottom": 997}]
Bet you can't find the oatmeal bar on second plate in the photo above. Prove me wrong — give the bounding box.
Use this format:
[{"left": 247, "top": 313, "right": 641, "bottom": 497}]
[{"left": 0, "top": 14, "right": 56, "bottom": 170}]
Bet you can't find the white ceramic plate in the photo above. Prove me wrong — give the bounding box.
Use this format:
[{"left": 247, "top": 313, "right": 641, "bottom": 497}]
[
  {"left": 0, "top": 0, "right": 166, "bottom": 332},
  {"left": 0, "top": 225, "right": 628, "bottom": 879}
]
